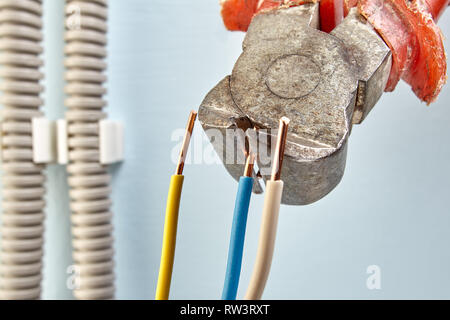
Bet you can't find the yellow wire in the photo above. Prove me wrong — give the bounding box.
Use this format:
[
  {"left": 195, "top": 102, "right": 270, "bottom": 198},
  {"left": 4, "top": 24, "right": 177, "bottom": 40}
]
[{"left": 155, "top": 174, "right": 185, "bottom": 300}]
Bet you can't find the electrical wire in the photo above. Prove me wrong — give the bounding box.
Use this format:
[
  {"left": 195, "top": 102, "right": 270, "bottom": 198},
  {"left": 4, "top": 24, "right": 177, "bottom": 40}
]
[
  {"left": 155, "top": 110, "right": 197, "bottom": 300},
  {"left": 222, "top": 153, "right": 255, "bottom": 300},
  {"left": 244, "top": 117, "right": 289, "bottom": 300},
  {"left": 0, "top": 0, "right": 46, "bottom": 300},
  {"left": 64, "top": 0, "right": 115, "bottom": 300}
]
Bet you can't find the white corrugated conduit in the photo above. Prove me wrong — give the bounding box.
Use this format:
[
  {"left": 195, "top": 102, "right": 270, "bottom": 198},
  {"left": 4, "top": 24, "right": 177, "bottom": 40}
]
[
  {"left": 64, "top": 0, "right": 115, "bottom": 300},
  {"left": 0, "top": 0, "right": 46, "bottom": 300}
]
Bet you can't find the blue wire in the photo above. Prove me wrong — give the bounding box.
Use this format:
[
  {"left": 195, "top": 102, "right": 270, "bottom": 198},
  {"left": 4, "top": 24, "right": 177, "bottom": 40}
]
[{"left": 222, "top": 176, "right": 254, "bottom": 300}]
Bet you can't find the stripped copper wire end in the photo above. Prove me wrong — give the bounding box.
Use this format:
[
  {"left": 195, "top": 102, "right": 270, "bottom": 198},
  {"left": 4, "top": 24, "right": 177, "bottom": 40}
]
[
  {"left": 243, "top": 152, "right": 256, "bottom": 178},
  {"left": 250, "top": 127, "right": 263, "bottom": 180},
  {"left": 175, "top": 110, "right": 197, "bottom": 175},
  {"left": 271, "top": 117, "right": 290, "bottom": 181}
]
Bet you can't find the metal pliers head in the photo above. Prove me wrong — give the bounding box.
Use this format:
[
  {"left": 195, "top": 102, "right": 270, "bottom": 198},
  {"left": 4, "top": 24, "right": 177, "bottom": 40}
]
[{"left": 198, "top": 3, "right": 392, "bottom": 205}]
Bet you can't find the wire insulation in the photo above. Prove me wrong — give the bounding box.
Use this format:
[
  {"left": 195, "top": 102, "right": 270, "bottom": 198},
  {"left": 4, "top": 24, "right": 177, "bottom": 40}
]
[
  {"left": 222, "top": 176, "right": 253, "bottom": 300},
  {"left": 244, "top": 180, "right": 283, "bottom": 300},
  {"left": 155, "top": 174, "right": 185, "bottom": 300}
]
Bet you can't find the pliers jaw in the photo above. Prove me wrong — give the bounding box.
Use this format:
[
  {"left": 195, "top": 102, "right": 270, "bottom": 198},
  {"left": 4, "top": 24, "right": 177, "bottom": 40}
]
[{"left": 199, "top": 3, "right": 391, "bottom": 205}]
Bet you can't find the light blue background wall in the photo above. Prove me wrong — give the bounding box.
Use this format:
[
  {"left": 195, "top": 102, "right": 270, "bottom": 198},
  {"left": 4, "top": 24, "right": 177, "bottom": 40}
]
[{"left": 37, "top": 0, "right": 450, "bottom": 299}]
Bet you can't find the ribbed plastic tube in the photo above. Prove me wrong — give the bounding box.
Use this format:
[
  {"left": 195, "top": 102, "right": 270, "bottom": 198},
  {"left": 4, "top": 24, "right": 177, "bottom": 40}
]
[
  {"left": 64, "top": 0, "right": 114, "bottom": 300},
  {"left": 0, "top": 0, "right": 46, "bottom": 300}
]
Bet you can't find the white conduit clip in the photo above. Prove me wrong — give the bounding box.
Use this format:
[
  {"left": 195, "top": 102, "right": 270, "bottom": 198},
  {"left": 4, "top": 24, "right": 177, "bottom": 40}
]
[
  {"left": 29, "top": 118, "right": 124, "bottom": 166},
  {"left": 31, "top": 118, "right": 56, "bottom": 164},
  {"left": 0, "top": 116, "right": 123, "bottom": 301}
]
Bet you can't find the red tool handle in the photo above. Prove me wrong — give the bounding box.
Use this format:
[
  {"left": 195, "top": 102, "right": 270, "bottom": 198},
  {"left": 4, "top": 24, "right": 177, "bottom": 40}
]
[
  {"left": 320, "top": 0, "right": 344, "bottom": 33},
  {"left": 424, "top": 0, "right": 450, "bottom": 20},
  {"left": 322, "top": 0, "right": 450, "bottom": 32},
  {"left": 359, "top": 0, "right": 448, "bottom": 103}
]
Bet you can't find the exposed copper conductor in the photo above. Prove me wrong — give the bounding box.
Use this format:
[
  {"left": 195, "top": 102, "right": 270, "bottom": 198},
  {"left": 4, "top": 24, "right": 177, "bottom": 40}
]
[
  {"left": 176, "top": 110, "right": 197, "bottom": 175},
  {"left": 243, "top": 152, "right": 255, "bottom": 178},
  {"left": 271, "top": 117, "right": 290, "bottom": 181}
]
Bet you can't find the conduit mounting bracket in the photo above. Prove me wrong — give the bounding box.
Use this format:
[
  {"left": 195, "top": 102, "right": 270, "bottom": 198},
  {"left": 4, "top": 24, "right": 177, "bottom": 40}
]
[{"left": 29, "top": 117, "right": 125, "bottom": 165}]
